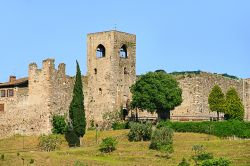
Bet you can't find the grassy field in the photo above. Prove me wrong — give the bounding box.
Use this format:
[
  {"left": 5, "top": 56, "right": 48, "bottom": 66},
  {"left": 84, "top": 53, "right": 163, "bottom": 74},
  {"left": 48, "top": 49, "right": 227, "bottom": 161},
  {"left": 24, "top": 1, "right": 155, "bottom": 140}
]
[{"left": 0, "top": 130, "right": 250, "bottom": 166}]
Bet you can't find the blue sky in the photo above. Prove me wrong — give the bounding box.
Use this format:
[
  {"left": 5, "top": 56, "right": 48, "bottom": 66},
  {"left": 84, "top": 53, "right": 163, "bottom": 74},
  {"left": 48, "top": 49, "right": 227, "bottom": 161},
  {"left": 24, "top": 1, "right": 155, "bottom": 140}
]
[{"left": 0, "top": 0, "right": 249, "bottom": 82}]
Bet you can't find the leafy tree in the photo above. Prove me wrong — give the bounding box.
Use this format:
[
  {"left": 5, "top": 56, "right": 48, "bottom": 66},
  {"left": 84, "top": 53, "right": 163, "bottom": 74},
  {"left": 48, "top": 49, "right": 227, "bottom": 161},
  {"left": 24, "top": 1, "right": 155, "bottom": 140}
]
[
  {"left": 225, "top": 88, "right": 244, "bottom": 120},
  {"left": 208, "top": 85, "right": 225, "bottom": 120},
  {"left": 130, "top": 71, "right": 182, "bottom": 120},
  {"left": 68, "top": 61, "right": 86, "bottom": 140}
]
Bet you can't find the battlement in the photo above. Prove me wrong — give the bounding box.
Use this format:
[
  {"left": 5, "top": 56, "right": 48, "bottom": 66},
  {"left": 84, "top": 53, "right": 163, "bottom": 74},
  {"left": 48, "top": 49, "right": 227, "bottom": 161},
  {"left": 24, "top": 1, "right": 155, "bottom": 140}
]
[{"left": 29, "top": 59, "right": 66, "bottom": 78}]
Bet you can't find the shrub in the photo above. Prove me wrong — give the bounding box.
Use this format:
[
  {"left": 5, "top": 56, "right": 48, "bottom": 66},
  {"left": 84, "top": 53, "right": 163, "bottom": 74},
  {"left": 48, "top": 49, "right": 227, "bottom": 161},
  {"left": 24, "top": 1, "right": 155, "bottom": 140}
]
[
  {"left": 157, "top": 120, "right": 250, "bottom": 138},
  {"left": 1, "top": 154, "right": 4, "bottom": 160},
  {"left": 178, "top": 158, "right": 190, "bottom": 166},
  {"left": 190, "top": 145, "right": 230, "bottom": 166},
  {"left": 128, "top": 122, "right": 152, "bottom": 141},
  {"left": 99, "top": 137, "right": 118, "bottom": 153},
  {"left": 30, "top": 159, "right": 34, "bottom": 164},
  {"left": 201, "top": 157, "right": 231, "bottom": 166},
  {"left": 112, "top": 121, "right": 129, "bottom": 130},
  {"left": 74, "top": 161, "right": 88, "bottom": 166},
  {"left": 102, "top": 111, "right": 121, "bottom": 129},
  {"left": 149, "top": 126, "right": 174, "bottom": 153},
  {"left": 65, "top": 126, "right": 80, "bottom": 147},
  {"left": 52, "top": 115, "right": 67, "bottom": 134},
  {"left": 88, "top": 119, "right": 96, "bottom": 130},
  {"left": 38, "top": 134, "right": 63, "bottom": 151}
]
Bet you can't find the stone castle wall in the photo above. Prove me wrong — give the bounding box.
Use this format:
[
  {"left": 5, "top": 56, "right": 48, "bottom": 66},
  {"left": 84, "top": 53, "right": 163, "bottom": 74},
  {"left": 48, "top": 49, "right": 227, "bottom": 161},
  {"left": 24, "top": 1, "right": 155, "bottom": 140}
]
[
  {"left": 0, "top": 59, "right": 75, "bottom": 138},
  {"left": 0, "top": 30, "right": 249, "bottom": 138},
  {"left": 171, "top": 72, "right": 247, "bottom": 120}
]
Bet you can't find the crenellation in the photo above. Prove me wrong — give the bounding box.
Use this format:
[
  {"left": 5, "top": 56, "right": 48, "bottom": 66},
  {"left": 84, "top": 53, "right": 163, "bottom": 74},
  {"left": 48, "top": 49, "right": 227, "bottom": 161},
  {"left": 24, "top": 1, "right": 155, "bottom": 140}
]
[{"left": 0, "top": 30, "right": 249, "bottom": 138}]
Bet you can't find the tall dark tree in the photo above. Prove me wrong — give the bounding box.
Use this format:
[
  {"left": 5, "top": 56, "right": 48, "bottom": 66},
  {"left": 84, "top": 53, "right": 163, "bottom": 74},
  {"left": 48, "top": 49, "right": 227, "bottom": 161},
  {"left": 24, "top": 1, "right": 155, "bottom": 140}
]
[
  {"left": 208, "top": 85, "right": 225, "bottom": 120},
  {"left": 69, "top": 61, "right": 86, "bottom": 138},
  {"left": 130, "top": 71, "right": 182, "bottom": 120},
  {"left": 225, "top": 88, "right": 244, "bottom": 121}
]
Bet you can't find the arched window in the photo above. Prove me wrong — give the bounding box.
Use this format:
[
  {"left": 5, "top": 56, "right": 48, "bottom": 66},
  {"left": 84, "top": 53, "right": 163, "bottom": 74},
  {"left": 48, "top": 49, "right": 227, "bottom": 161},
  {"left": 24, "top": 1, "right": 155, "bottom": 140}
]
[
  {"left": 119, "top": 45, "right": 127, "bottom": 58},
  {"left": 96, "top": 44, "right": 105, "bottom": 58}
]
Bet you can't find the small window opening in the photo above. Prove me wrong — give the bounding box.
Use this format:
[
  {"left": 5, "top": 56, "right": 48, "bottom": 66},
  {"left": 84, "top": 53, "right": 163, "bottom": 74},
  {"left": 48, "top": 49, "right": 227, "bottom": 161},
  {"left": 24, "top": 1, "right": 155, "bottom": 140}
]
[
  {"left": 124, "top": 67, "right": 128, "bottom": 74},
  {"left": 94, "top": 68, "right": 97, "bottom": 74},
  {"left": 8, "top": 89, "right": 14, "bottom": 97},
  {"left": 96, "top": 44, "right": 105, "bottom": 58},
  {"left": 0, "top": 104, "right": 4, "bottom": 112},
  {"left": 119, "top": 45, "right": 127, "bottom": 58},
  {"left": 0, "top": 90, "right": 6, "bottom": 97},
  {"left": 99, "top": 88, "right": 102, "bottom": 95}
]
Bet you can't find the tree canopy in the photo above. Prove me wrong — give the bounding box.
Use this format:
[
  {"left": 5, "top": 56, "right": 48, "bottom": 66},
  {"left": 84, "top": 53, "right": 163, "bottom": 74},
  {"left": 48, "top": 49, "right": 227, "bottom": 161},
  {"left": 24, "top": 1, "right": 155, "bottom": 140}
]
[
  {"left": 208, "top": 85, "right": 225, "bottom": 120},
  {"left": 225, "top": 88, "right": 244, "bottom": 121},
  {"left": 130, "top": 71, "right": 182, "bottom": 120}
]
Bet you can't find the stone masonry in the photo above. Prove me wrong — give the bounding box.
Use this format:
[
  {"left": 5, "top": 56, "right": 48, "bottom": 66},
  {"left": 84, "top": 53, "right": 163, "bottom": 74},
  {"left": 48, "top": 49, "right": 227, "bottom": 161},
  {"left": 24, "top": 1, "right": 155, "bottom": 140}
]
[{"left": 0, "top": 30, "right": 249, "bottom": 138}]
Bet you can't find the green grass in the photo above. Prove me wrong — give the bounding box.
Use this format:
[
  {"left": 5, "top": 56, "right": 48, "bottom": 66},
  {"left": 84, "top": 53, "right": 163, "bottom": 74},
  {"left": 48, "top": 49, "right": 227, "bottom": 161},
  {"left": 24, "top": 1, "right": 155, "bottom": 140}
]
[{"left": 0, "top": 130, "right": 249, "bottom": 166}]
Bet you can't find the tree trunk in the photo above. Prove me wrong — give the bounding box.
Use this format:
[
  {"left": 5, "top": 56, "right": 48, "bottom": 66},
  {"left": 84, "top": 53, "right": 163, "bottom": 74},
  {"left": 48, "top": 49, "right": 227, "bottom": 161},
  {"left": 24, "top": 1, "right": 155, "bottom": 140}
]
[
  {"left": 217, "top": 111, "right": 219, "bottom": 121},
  {"left": 157, "top": 110, "right": 170, "bottom": 121},
  {"left": 135, "top": 109, "right": 138, "bottom": 122}
]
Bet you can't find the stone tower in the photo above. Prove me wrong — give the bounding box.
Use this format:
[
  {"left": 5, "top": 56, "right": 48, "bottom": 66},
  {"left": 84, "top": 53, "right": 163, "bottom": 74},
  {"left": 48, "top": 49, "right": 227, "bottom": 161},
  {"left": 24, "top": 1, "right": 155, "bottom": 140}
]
[{"left": 85, "top": 30, "right": 136, "bottom": 123}]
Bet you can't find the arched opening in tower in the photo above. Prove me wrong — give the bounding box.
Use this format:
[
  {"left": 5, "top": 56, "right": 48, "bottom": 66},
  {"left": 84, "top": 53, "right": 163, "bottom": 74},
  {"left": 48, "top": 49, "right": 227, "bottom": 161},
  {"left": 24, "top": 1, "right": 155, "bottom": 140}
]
[
  {"left": 119, "top": 45, "right": 127, "bottom": 58},
  {"left": 96, "top": 44, "right": 106, "bottom": 58}
]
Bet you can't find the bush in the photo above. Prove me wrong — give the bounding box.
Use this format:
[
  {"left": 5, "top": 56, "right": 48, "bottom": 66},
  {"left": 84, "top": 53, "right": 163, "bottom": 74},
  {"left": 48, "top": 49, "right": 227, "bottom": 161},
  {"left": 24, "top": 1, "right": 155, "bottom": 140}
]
[
  {"left": 102, "top": 111, "right": 121, "bottom": 129},
  {"left": 64, "top": 126, "right": 80, "bottom": 147},
  {"left": 1, "top": 154, "right": 4, "bottom": 160},
  {"left": 128, "top": 122, "right": 152, "bottom": 141},
  {"left": 178, "top": 158, "right": 190, "bottom": 166},
  {"left": 201, "top": 157, "right": 231, "bottom": 166},
  {"left": 157, "top": 120, "right": 250, "bottom": 138},
  {"left": 99, "top": 137, "right": 118, "bottom": 153},
  {"left": 112, "top": 121, "right": 129, "bottom": 130},
  {"left": 190, "top": 144, "right": 230, "bottom": 166},
  {"left": 38, "top": 134, "right": 63, "bottom": 151},
  {"left": 30, "top": 159, "right": 34, "bottom": 164},
  {"left": 52, "top": 115, "right": 67, "bottom": 134},
  {"left": 149, "top": 126, "right": 174, "bottom": 153}
]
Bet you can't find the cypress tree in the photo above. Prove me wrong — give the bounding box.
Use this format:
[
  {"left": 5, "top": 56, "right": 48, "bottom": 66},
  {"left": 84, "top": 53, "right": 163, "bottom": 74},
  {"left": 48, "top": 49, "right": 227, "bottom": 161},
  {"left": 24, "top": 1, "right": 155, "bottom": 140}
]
[
  {"left": 69, "top": 60, "right": 86, "bottom": 138},
  {"left": 225, "top": 88, "right": 244, "bottom": 121},
  {"left": 208, "top": 85, "right": 225, "bottom": 120}
]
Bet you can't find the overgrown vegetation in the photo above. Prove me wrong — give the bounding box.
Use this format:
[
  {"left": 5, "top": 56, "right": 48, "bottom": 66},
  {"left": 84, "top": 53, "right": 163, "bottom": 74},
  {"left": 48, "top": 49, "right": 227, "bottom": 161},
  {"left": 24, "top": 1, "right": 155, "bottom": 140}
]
[
  {"left": 170, "top": 70, "right": 239, "bottom": 80},
  {"left": 128, "top": 122, "right": 152, "bottom": 141},
  {"left": 149, "top": 126, "right": 174, "bottom": 154},
  {"left": 38, "top": 134, "right": 63, "bottom": 151},
  {"left": 170, "top": 70, "right": 202, "bottom": 76},
  {"left": 221, "top": 73, "right": 238, "bottom": 80},
  {"left": 52, "top": 115, "right": 67, "bottom": 134},
  {"left": 99, "top": 137, "right": 118, "bottom": 153},
  {"left": 157, "top": 120, "right": 250, "bottom": 138}
]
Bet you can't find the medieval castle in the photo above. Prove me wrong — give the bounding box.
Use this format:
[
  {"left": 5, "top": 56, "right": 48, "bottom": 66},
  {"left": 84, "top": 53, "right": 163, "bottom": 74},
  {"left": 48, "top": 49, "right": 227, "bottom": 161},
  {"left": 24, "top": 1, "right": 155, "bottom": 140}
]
[{"left": 0, "top": 30, "right": 249, "bottom": 138}]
